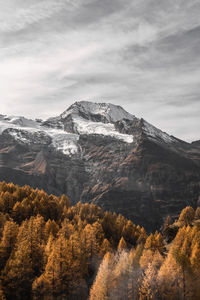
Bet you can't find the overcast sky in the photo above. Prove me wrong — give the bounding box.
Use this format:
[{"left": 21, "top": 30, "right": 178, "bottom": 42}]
[{"left": 0, "top": 0, "right": 199, "bottom": 142}]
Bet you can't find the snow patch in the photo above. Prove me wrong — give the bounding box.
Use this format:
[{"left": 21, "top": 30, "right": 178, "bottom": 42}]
[
  {"left": 48, "top": 130, "right": 79, "bottom": 155},
  {"left": 73, "top": 116, "right": 133, "bottom": 143},
  {"left": 0, "top": 116, "right": 79, "bottom": 156},
  {"left": 7, "top": 129, "right": 32, "bottom": 144}
]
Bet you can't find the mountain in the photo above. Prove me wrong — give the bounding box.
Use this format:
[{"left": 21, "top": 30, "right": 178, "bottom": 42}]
[{"left": 0, "top": 101, "right": 199, "bottom": 230}]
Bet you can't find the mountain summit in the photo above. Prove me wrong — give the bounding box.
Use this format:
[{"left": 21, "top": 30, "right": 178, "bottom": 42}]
[
  {"left": 60, "top": 101, "right": 135, "bottom": 122},
  {"left": 0, "top": 101, "right": 199, "bottom": 230},
  {"left": 0, "top": 101, "right": 183, "bottom": 153},
  {"left": 43, "top": 100, "right": 179, "bottom": 148}
]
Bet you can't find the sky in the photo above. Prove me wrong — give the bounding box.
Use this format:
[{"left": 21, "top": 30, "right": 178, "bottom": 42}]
[{"left": 0, "top": 0, "right": 199, "bottom": 142}]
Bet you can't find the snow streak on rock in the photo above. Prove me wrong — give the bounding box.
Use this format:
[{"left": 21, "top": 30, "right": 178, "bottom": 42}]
[
  {"left": 0, "top": 115, "right": 79, "bottom": 156},
  {"left": 73, "top": 116, "right": 133, "bottom": 143}
]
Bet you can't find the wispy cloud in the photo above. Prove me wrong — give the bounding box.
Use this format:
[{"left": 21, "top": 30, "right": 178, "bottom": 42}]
[
  {"left": 0, "top": 0, "right": 199, "bottom": 142},
  {"left": 0, "top": 0, "right": 90, "bottom": 33}
]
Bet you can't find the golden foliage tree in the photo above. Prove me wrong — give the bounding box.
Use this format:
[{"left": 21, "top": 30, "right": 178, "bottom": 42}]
[
  {"left": 178, "top": 206, "right": 195, "bottom": 226},
  {"left": 118, "top": 236, "right": 127, "bottom": 251},
  {"left": 89, "top": 252, "right": 114, "bottom": 300}
]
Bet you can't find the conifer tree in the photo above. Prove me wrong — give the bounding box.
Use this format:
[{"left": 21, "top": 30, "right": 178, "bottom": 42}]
[
  {"left": 178, "top": 206, "right": 195, "bottom": 226},
  {"left": 111, "top": 251, "right": 130, "bottom": 299},
  {"left": 139, "top": 262, "right": 158, "bottom": 300},
  {"left": 154, "top": 232, "right": 165, "bottom": 253},
  {"left": 140, "top": 249, "right": 154, "bottom": 269},
  {"left": 190, "top": 242, "right": 200, "bottom": 298},
  {"left": 44, "top": 219, "right": 59, "bottom": 239},
  {"left": 0, "top": 219, "right": 18, "bottom": 270},
  {"left": 59, "top": 194, "right": 70, "bottom": 208},
  {"left": 12, "top": 201, "right": 25, "bottom": 222},
  {"left": 2, "top": 237, "right": 35, "bottom": 299},
  {"left": 194, "top": 207, "right": 200, "bottom": 220},
  {"left": 190, "top": 242, "right": 200, "bottom": 271},
  {"left": 100, "top": 238, "right": 112, "bottom": 256},
  {"left": 141, "top": 250, "right": 164, "bottom": 300},
  {"left": 157, "top": 252, "right": 181, "bottom": 299},
  {"left": 59, "top": 218, "right": 75, "bottom": 239},
  {"left": 172, "top": 247, "right": 191, "bottom": 300},
  {"left": 144, "top": 233, "right": 155, "bottom": 250},
  {"left": 127, "top": 247, "right": 143, "bottom": 300},
  {"left": 89, "top": 252, "right": 114, "bottom": 300},
  {"left": 82, "top": 223, "right": 100, "bottom": 259},
  {"left": 33, "top": 235, "right": 87, "bottom": 299},
  {"left": 118, "top": 236, "right": 127, "bottom": 251}
]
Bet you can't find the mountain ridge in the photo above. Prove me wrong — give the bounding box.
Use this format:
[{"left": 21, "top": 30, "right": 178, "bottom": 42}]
[{"left": 0, "top": 101, "right": 195, "bottom": 150}]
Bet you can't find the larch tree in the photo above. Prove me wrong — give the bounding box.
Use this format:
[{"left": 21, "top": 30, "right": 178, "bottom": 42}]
[
  {"left": 0, "top": 219, "right": 18, "bottom": 270},
  {"left": 172, "top": 247, "right": 192, "bottom": 300},
  {"left": 139, "top": 262, "right": 158, "bottom": 300},
  {"left": 44, "top": 219, "right": 59, "bottom": 240},
  {"left": 127, "top": 247, "right": 143, "bottom": 300},
  {"left": 157, "top": 252, "right": 181, "bottom": 300},
  {"left": 178, "top": 206, "right": 195, "bottom": 226},
  {"left": 118, "top": 236, "right": 127, "bottom": 251},
  {"left": 139, "top": 250, "right": 164, "bottom": 300},
  {"left": 2, "top": 234, "right": 35, "bottom": 299},
  {"left": 140, "top": 249, "right": 154, "bottom": 270},
  {"left": 32, "top": 235, "right": 81, "bottom": 299},
  {"left": 82, "top": 223, "right": 100, "bottom": 259},
  {"left": 154, "top": 232, "right": 165, "bottom": 253},
  {"left": 190, "top": 242, "right": 200, "bottom": 298},
  {"left": 111, "top": 251, "right": 130, "bottom": 300},
  {"left": 2, "top": 216, "right": 45, "bottom": 300},
  {"left": 100, "top": 238, "right": 112, "bottom": 256},
  {"left": 194, "top": 207, "right": 200, "bottom": 220},
  {"left": 89, "top": 252, "right": 114, "bottom": 300}
]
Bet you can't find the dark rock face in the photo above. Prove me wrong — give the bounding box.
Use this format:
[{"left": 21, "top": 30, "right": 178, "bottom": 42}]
[
  {"left": 79, "top": 135, "right": 200, "bottom": 231},
  {"left": 0, "top": 101, "right": 199, "bottom": 231}
]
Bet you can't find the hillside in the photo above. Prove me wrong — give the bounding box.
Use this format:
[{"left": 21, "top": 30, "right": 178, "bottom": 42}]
[{"left": 0, "top": 182, "right": 200, "bottom": 299}]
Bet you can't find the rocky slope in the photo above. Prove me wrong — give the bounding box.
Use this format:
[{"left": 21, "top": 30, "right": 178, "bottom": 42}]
[{"left": 0, "top": 101, "right": 199, "bottom": 230}]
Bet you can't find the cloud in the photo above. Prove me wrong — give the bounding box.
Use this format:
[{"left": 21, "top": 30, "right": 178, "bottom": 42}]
[
  {"left": 0, "top": 0, "right": 92, "bottom": 33},
  {"left": 0, "top": 0, "right": 199, "bottom": 142}
]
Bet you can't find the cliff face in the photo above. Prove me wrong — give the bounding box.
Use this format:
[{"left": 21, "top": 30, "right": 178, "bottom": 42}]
[{"left": 0, "top": 101, "right": 199, "bottom": 231}]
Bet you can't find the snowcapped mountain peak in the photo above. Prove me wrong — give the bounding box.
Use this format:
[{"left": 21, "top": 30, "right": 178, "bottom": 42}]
[
  {"left": 60, "top": 101, "right": 135, "bottom": 123},
  {"left": 0, "top": 101, "right": 185, "bottom": 157},
  {"left": 56, "top": 101, "right": 135, "bottom": 143}
]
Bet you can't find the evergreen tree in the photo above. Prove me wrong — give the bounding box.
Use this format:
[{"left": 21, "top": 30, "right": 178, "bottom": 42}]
[
  {"left": 118, "top": 237, "right": 127, "bottom": 251},
  {"left": 139, "top": 262, "right": 158, "bottom": 300},
  {"left": 178, "top": 206, "right": 195, "bottom": 226},
  {"left": 194, "top": 207, "right": 200, "bottom": 220},
  {"left": 89, "top": 252, "right": 114, "bottom": 300},
  {"left": 0, "top": 219, "right": 18, "bottom": 270}
]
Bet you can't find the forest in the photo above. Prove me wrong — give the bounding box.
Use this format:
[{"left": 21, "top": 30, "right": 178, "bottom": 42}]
[{"left": 0, "top": 181, "right": 199, "bottom": 299}]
